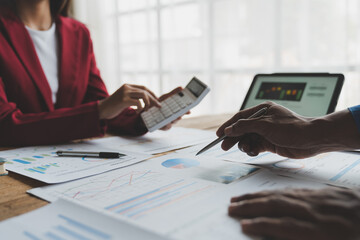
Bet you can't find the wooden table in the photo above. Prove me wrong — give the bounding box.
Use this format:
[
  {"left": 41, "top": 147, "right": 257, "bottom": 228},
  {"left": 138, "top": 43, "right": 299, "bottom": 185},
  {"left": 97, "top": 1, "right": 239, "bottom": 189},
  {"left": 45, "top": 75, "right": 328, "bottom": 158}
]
[{"left": 0, "top": 114, "right": 233, "bottom": 221}]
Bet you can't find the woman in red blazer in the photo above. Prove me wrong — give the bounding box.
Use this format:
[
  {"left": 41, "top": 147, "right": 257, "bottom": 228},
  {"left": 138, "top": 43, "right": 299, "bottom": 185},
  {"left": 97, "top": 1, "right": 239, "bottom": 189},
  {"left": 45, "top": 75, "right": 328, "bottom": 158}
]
[{"left": 0, "top": 0, "right": 182, "bottom": 146}]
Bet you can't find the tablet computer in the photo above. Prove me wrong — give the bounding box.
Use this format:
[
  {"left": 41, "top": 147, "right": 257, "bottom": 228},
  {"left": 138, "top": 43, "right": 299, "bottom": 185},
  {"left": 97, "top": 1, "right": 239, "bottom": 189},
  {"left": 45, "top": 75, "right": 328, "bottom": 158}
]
[{"left": 240, "top": 73, "right": 344, "bottom": 117}]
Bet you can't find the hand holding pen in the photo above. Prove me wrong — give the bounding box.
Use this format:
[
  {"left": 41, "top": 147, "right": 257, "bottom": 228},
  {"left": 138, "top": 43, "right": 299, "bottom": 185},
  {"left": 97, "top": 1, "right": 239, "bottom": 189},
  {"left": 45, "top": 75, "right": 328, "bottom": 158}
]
[
  {"left": 212, "top": 102, "right": 338, "bottom": 159},
  {"left": 196, "top": 107, "right": 268, "bottom": 156}
]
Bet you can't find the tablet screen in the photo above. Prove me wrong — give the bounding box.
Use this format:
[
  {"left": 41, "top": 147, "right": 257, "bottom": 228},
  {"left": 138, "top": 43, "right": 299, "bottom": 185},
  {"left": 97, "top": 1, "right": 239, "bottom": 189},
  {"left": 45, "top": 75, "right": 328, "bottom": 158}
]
[{"left": 242, "top": 75, "right": 342, "bottom": 117}]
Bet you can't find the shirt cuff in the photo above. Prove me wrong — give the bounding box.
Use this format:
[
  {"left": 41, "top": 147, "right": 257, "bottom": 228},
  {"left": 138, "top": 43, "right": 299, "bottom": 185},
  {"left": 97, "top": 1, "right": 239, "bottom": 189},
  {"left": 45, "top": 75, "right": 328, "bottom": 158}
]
[{"left": 348, "top": 105, "right": 360, "bottom": 133}]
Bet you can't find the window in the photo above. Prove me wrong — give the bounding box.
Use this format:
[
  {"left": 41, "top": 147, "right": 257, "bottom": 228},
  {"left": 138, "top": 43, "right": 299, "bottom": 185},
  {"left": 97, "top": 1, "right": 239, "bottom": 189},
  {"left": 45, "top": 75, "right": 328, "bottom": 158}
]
[{"left": 74, "top": 0, "right": 360, "bottom": 116}]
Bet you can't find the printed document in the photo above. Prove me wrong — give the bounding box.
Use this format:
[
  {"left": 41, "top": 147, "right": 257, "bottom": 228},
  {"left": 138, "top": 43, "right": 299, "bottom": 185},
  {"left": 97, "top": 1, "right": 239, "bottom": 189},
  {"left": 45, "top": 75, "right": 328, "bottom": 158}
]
[
  {"left": 1, "top": 142, "right": 150, "bottom": 183},
  {"left": 0, "top": 198, "right": 168, "bottom": 240},
  {"left": 264, "top": 151, "right": 360, "bottom": 188},
  {"left": 28, "top": 163, "right": 325, "bottom": 239}
]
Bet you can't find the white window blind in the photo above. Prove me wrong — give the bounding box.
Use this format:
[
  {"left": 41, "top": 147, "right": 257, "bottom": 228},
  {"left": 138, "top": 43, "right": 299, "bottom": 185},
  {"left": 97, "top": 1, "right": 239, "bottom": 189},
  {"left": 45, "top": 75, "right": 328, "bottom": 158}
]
[{"left": 74, "top": 0, "right": 360, "bottom": 116}]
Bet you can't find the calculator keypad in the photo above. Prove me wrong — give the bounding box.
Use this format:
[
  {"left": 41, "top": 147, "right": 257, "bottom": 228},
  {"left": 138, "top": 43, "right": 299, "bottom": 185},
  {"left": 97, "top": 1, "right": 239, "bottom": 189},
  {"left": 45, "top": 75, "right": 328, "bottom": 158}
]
[{"left": 142, "top": 91, "right": 194, "bottom": 129}]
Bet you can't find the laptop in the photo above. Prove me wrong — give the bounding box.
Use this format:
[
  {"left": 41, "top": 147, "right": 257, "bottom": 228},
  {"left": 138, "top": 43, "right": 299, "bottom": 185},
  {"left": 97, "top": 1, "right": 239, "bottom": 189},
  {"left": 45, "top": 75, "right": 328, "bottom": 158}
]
[{"left": 240, "top": 73, "right": 344, "bottom": 117}]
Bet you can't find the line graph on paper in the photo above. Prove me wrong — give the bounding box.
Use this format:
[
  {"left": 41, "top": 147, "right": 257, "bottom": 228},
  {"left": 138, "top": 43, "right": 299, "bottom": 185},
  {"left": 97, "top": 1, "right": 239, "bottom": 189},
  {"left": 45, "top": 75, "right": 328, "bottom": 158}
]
[
  {"left": 61, "top": 170, "right": 160, "bottom": 201},
  {"left": 33, "top": 168, "right": 217, "bottom": 222}
]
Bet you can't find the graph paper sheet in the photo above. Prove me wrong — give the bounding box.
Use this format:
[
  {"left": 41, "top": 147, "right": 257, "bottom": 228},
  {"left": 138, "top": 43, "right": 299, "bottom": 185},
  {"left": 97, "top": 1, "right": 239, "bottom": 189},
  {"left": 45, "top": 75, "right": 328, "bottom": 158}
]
[{"left": 0, "top": 198, "right": 168, "bottom": 240}]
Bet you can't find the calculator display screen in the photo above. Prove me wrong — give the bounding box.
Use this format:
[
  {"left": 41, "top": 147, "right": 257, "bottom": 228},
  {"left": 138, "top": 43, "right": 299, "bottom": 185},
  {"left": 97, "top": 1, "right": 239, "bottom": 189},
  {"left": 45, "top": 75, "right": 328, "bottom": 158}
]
[{"left": 186, "top": 79, "right": 206, "bottom": 97}]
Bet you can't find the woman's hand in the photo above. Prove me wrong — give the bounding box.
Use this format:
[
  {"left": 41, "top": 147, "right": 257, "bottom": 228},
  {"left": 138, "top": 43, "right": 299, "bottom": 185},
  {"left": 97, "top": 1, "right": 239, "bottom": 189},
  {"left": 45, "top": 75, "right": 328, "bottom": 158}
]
[
  {"left": 98, "top": 85, "right": 190, "bottom": 131},
  {"left": 216, "top": 101, "right": 360, "bottom": 159},
  {"left": 229, "top": 188, "right": 360, "bottom": 240},
  {"left": 98, "top": 84, "right": 161, "bottom": 120},
  {"left": 158, "top": 87, "right": 190, "bottom": 131}
]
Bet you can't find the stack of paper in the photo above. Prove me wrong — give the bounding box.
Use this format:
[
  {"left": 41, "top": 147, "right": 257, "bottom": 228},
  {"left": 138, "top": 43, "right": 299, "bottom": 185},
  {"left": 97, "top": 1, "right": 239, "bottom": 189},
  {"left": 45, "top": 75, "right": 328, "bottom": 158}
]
[
  {"left": 28, "top": 169, "right": 326, "bottom": 239},
  {"left": 2, "top": 127, "right": 360, "bottom": 239}
]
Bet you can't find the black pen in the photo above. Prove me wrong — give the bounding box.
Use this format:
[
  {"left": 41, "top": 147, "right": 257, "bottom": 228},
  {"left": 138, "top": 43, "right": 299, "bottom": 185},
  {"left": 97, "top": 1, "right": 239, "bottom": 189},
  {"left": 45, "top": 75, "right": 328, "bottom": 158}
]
[{"left": 56, "top": 151, "right": 125, "bottom": 158}]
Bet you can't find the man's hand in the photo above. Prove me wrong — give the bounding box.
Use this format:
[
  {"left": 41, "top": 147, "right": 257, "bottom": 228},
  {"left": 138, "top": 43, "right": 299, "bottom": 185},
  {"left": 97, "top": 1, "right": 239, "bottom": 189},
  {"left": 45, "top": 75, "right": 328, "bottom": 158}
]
[
  {"left": 216, "top": 101, "right": 359, "bottom": 159},
  {"left": 229, "top": 188, "right": 360, "bottom": 240}
]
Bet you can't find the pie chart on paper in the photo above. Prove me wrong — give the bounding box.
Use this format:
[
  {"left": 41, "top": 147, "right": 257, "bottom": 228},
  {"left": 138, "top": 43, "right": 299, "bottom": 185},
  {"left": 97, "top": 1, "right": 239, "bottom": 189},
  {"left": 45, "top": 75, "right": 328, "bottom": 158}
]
[
  {"left": 161, "top": 158, "right": 200, "bottom": 169},
  {"left": 273, "top": 161, "right": 305, "bottom": 170}
]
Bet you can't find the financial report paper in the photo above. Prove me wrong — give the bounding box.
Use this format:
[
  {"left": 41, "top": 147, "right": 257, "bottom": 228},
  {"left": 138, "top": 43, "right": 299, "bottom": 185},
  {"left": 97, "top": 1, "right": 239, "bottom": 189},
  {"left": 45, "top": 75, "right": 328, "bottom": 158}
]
[
  {"left": 1, "top": 142, "right": 151, "bottom": 183},
  {"left": 0, "top": 198, "right": 168, "bottom": 240},
  {"left": 29, "top": 158, "right": 326, "bottom": 239},
  {"left": 264, "top": 151, "right": 360, "bottom": 188}
]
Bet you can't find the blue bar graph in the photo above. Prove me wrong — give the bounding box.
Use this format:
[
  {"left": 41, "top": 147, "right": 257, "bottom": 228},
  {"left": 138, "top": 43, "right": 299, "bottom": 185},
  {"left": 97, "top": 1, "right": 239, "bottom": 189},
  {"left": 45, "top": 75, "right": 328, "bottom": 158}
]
[
  {"left": 105, "top": 179, "right": 184, "bottom": 210},
  {"left": 56, "top": 225, "right": 90, "bottom": 240},
  {"left": 26, "top": 168, "right": 45, "bottom": 174},
  {"left": 22, "top": 214, "right": 111, "bottom": 240},
  {"left": 24, "top": 231, "right": 41, "bottom": 240},
  {"left": 330, "top": 159, "right": 360, "bottom": 181},
  {"left": 122, "top": 182, "right": 196, "bottom": 217},
  {"left": 104, "top": 179, "right": 209, "bottom": 220},
  {"left": 13, "top": 159, "right": 31, "bottom": 164},
  {"left": 59, "top": 215, "right": 110, "bottom": 239},
  {"left": 45, "top": 232, "right": 65, "bottom": 240},
  {"left": 25, "top": 163, "right": 60, "bottom": 174},
  {"left": 36, "top": 167, "right": 47, "bottom": 170}
]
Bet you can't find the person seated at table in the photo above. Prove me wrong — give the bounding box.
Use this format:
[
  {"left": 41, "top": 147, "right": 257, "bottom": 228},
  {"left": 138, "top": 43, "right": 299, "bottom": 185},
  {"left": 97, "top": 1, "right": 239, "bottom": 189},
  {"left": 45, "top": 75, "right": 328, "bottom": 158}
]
[
  {"left": 217, "top": 101, "right": 360, "bottom": 240},
  {"left": 0, "top": 0, "right": 183, "bottom": 147}
]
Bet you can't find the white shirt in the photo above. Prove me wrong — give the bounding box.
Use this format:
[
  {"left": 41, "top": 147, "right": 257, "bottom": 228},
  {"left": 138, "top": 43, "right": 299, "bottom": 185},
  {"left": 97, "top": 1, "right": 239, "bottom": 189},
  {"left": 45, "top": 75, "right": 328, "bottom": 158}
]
[{"left": 26, "top": 23, "right": 59, "bottom": 104}]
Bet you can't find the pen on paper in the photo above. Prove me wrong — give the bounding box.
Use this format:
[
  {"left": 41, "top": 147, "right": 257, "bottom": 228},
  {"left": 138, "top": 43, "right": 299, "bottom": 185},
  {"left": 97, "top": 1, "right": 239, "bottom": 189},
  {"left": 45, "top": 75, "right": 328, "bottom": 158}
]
[{"left": 56, "top": 151, "right": 126, "bottom": 159}]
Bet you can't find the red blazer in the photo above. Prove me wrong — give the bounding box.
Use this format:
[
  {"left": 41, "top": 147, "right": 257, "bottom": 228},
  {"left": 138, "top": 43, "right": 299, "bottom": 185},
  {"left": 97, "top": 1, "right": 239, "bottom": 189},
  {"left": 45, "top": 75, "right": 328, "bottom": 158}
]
[{"left": 0, "top": 9, "right": 147, "bottom": 146}]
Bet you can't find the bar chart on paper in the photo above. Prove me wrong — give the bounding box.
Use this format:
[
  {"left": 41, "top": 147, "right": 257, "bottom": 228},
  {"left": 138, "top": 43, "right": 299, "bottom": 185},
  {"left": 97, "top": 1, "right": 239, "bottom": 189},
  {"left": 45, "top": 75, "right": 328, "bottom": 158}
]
[
  {"left": 6, "top": 150, "right": 55, "bottom": 165},
  {"left": 22, "top": 213, "right": 111, "bottom": 240},
  {"left": 26, "top": 163, "right": 60, "bottom": 174},
  {"left": 0, "top": 199, "right": 167, "bottom": 240},
  {"left": 104, "top": 178, "right": 212, "bottom": 220},
  {"left": 1, "top": 143, "right": 150, "bottom": 183}
]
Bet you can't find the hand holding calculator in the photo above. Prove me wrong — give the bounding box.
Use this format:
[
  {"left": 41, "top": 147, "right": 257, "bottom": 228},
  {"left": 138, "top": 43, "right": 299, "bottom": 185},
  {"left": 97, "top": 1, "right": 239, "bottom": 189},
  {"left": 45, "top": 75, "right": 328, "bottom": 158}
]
[{"left": 141, "top": 77, "right": 210, "bottom": 132}]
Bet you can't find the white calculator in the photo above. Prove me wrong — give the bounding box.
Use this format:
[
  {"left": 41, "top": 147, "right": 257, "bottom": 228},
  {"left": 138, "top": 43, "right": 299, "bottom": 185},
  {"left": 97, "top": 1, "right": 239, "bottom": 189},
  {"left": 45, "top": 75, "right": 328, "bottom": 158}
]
[{"left": 141, "top": 77, "right": 210, "bottom": 132}]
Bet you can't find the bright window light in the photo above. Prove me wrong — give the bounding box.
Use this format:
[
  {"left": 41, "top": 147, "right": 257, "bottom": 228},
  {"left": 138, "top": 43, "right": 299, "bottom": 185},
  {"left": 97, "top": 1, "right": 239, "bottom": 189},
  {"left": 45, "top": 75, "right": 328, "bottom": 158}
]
[{"left": 74, "top": 0, "right": 360, "bottom": 116}]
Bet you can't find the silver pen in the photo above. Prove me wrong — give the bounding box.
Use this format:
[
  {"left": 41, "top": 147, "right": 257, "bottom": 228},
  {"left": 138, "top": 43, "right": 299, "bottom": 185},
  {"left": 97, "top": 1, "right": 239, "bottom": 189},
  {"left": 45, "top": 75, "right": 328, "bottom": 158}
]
[{"left": 196, "top": 107, "right": 268, "bottom": 156}]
